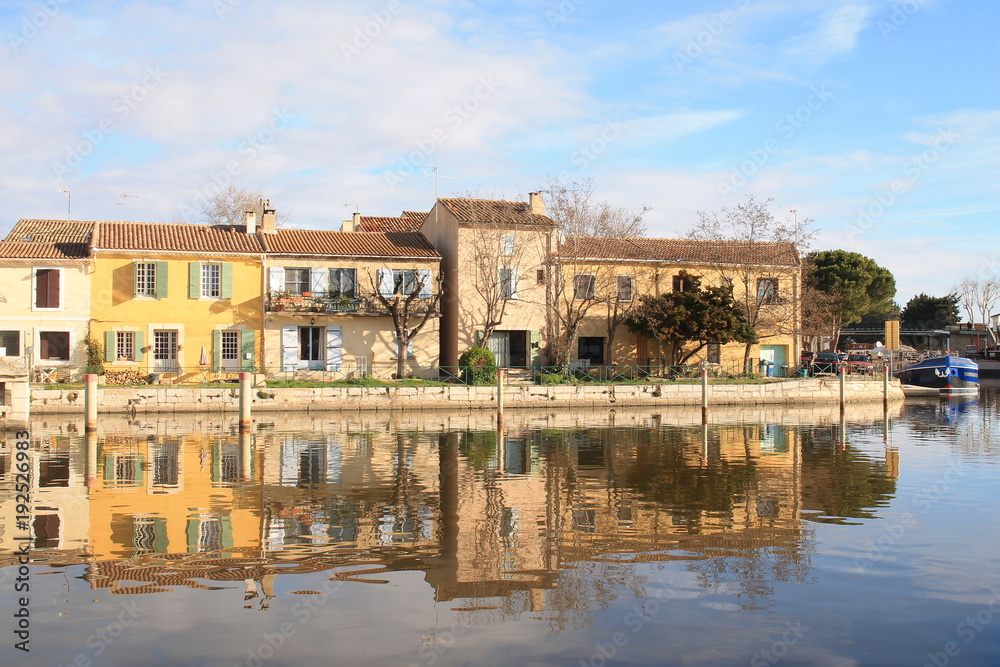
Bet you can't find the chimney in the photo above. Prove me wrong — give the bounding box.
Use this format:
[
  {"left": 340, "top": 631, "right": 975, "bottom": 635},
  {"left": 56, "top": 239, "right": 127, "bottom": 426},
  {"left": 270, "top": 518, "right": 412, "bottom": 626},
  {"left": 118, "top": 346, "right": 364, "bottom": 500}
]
[
  {"left": 353, "top": 211, "right": 362, "bottom": 231},
  {"left": 261, "top": 205, "right": 277, "bottom": 234},
  {"left": 244, "top": 210, "right": 257, "bottom": 235},
  {"left": 529, "top": 191, "right": 546, "bottom": 216},
  {"left": 341, "top": 216, "right": 354, "bottom": 232}
]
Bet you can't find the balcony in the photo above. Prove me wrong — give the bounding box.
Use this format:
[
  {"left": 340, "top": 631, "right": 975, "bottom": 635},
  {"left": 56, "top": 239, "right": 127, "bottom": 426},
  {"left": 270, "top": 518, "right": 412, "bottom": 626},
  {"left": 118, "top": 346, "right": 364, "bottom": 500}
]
[{"left": 266, "top": 290, "right": 439, "bottom": 317}]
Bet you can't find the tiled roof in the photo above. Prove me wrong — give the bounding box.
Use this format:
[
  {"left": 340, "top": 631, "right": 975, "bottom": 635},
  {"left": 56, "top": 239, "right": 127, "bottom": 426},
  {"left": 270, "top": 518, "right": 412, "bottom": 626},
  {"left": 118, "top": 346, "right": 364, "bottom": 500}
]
[
  {"left": 260, "top": 229, "right": 440, "bottom": 259},
  {"left": 558, "top": 236, "right": 800, "bottom": 267},
  {"left": 95, "top": 221, "right": 264, "bottom": 253},
  {"left": 357, "top": 211, "right": 428, "bottom": 233},
  {"left": 439, "top": 198, "right": 556, "bottom": 227},
  {"left": 0, "top": 220, "right": 94, "bottom": 259}
]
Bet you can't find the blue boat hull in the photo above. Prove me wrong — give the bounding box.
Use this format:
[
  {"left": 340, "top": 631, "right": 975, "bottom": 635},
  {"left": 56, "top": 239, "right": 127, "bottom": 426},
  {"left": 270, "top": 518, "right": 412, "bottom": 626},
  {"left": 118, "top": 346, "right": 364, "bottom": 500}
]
[{"left": 894, "top": 356, "right": 979, "bottom": 394}]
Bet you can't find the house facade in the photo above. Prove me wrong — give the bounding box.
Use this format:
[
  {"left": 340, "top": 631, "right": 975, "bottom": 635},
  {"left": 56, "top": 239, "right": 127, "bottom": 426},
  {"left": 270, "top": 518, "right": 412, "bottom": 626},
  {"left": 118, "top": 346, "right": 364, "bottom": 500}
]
[
  {"left": 258, "top": 228, "right": 441, "bottom": 378},
  {"left": 0, "top": 220, "right": 94, "bottom": 380}
]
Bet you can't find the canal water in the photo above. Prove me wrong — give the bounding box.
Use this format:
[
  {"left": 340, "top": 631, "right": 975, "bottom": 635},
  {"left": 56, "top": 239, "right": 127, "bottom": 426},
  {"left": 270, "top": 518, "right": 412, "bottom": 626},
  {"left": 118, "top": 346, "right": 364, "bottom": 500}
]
[{"left": 3, "top": 387, "right": 1000, "bottom": 666}]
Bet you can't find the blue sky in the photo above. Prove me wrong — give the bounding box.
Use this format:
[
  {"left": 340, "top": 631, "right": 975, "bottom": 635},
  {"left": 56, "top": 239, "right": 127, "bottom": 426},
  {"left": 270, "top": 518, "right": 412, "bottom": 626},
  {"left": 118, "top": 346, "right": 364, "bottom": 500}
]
[{"left": 2, "top": 0, "right": 997, "bottom": 305}]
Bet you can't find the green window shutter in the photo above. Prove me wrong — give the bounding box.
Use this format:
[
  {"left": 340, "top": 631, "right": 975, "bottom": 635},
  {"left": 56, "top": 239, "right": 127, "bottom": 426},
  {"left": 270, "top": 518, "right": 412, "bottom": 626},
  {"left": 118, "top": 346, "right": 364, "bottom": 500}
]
[
  {"left": 188, "top": 262, "right": 200, "bottom": 299},
  {"left": 241, "top": 329, "right": 256, "bottom": 371},
  {"left": 221, "top": 516, "right": 234, "bottom": 550},
  {"left": 476, "top": 330, "right": 484, "bottom": 346},
  {"left": 186, "top": 518, "right": 199, "bottom": 553},
  {"left": 134, "top": 331, "right": 145, "bottom": 362},
  {"left": 153, "top": 518, "right": 168, "bottom": 553},
  {"left": 530, "top": 330, "right": 542, "bottom": 368},
  {"left": 104, "top": 331, "right": 116, "bottom": 362},
  {"left": 221, "top": 263, "right": 233, "bottom": 299},
  {"left": 155, "top": 261, "right": 168, "bottom": 298},
  {"left": 212, "top": 330, "right": 222, "bottom": 371}
]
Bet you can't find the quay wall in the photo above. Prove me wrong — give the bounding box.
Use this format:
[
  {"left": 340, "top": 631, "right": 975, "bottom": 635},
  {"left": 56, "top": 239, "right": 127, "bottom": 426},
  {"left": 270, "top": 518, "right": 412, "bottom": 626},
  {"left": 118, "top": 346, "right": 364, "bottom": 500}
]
[{"left": 28, "top": 377, "right": 904, "bottom": 415}]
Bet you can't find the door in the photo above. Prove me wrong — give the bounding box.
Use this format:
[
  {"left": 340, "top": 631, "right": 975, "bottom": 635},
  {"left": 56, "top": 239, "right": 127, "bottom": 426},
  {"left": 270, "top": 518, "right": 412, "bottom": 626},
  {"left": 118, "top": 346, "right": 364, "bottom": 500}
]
[
  {"left": 488, "top": 331, "right": 527, "bottom": 367},
  {"left": 152, "top": 330, "right": 178, "bottom": 373},
  {"left": 760, "top": 345, "right": 787, "bottom": 377},
  {"left": 300, "top": 326, "right": 324, "bottom": 370}
]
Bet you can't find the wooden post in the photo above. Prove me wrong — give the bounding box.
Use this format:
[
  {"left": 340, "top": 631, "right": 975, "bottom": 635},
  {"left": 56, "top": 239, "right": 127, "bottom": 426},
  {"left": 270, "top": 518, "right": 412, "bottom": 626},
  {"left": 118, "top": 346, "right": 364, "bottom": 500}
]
[
  {"left": 883, "top": 365, "right": 890, "bottom": 411},
  {"left": 701, "top": 366, "right": 708, "bottom": 424},
  {"left": 839, "top": 364, "right": 846, "bottom": 414},
  {"left": 239, "top": 372, "right": 252, "bottom": 432},
  {"left": 497, "top": 367, "right": 505, "bottom": 425},
  {"left": 84, "top": 373, "right": 98, "bottom": 433}
]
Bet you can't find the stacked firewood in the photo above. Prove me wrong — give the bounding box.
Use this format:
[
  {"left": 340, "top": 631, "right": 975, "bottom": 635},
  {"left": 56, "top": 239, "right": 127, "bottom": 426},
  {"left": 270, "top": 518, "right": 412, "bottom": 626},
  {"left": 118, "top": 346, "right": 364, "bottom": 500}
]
[{"left": 103, "top": 369, "right": 150, "bottom": 386}]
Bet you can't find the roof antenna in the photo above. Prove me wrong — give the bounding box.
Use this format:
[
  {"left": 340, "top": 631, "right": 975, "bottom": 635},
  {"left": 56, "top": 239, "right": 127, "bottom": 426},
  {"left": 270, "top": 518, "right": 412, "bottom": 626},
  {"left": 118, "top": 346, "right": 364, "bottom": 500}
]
[
  {"left": 118, "top": 193, "right": 139, "bottom": 221},
  {"left": 423, "top": 167, "right": 454, "bottom": 199},
  {"left": 344, "top": 203, "right": 369, "bottom": 214}
]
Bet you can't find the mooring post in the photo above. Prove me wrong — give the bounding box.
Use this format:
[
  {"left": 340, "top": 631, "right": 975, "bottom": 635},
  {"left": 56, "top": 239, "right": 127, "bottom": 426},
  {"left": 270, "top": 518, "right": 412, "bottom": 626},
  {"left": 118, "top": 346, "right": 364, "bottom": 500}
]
[
  {"left": 497, "top": 367, "right": 505, "bottom": 425},
  {"left": 239, "top": 427, "right": 252, "bottom": 482},
  {"left": 701, "top": 366, "right": 708, "bottom": 424},
  {"left": 85, "top": 429, "right": 98, "bottom": 487},
  {"left": 239, "top": 372, "right": 252, "bottom": 432},
  {"left": 883, "top": 365, "right": 890, "bottom": 411},
  {"left": 839, "top": 364, "right": 846, "bottom": 414},
  {"left": 84, "top": 373, "right": 98, "bottom": 433}
]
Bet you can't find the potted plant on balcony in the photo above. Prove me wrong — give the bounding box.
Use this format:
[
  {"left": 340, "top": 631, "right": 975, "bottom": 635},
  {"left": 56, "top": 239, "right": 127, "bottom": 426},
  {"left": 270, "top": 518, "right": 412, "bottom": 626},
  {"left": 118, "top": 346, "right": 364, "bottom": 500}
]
[{"left": 271, "top": 290, "right": 291, "bottom": 312}]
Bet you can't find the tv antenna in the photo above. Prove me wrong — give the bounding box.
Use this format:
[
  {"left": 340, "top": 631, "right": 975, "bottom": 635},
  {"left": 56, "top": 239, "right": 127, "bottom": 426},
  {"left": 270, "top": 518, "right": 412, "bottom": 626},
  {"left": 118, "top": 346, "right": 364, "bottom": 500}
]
[
  {"left": 423, "top": 167, "right": 454, "bottom": 198},
  {"left": 344, "top": 203, "right": 370, "bottom": 213},
  {"left": 118, "top": 193, "right": 139, "bottom": 221},
  {"left": 57, "top": 189, "right": 71, "bottom": 220}
]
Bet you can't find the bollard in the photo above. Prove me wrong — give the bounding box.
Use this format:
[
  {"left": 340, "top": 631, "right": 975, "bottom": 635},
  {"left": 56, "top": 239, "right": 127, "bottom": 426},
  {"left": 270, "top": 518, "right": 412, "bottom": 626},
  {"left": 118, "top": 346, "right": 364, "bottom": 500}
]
[
  {"left": 701, "top": 367, "right": 708, "bottom": 424},
  {"left": 497, "top": 367, "right": 505, "bottom": 425},
  {"left": 839, "top": 364, "right": 846, "bottom": 414},
  {"left": 239, "top": 372, "right": 252, "bottom": 432},
  {"left": 84, "top": 373, "right": 98, "bottom": 433},
  {"left": 883, "top": 366, "right": 889, "bottom": 411},
  {"left": 239, "top": 428, "right": 252, "bottom": 482},
  {"left": 85, "top": 429, "right": 98, "bottom": 488}
]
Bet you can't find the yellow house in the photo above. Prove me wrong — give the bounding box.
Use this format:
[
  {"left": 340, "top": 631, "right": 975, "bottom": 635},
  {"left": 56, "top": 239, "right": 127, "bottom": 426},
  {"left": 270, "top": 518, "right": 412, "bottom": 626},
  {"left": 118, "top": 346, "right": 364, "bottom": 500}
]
[
  {"left": 258, "top": 227, "right": 441, "bottom": 378},
  {"left": 89, "top": 219, "right": 264, "bottom": 381},
  {"left": 557, "top": 236, "right": 802, "bottom": 372}
]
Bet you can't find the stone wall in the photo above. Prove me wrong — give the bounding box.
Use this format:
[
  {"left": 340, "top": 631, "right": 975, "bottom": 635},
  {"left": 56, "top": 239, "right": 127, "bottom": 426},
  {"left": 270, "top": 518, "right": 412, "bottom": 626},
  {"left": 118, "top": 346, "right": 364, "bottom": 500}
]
[{"left": 29, "top": 377, "right": 903, "bottom": 415}]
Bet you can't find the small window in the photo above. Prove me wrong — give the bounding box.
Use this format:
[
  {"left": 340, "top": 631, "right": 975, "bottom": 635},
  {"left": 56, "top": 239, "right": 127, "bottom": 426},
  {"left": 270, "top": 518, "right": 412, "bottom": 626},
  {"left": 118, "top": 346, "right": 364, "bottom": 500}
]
[
  {"left": 134, "top": 262, "right": 157, "bottom": 297},
  {"left": 616, "top": 275, "right": 633, "bottom": 302},
  {"left": 577, "top": 337, "right": 604, "bottom": 364},
  {"left": 38, "top": 331, "right": 70, "bottom": 361},
  {"left": 573, "top": 274, "right": 596, "bottom": 300},
  {"left": 221, "top": 330, "right": 240, "bottom": 362},
  {"left": 202, "top": 264, "right": 222, "bottom": 298},
  {"left": 0, "top": 330, "right": 20, "bottom": 356},
  {"left": 116, "top": 332, "right": 135, "bottom": 361},
  {"left": 536, "top": 269, "right": 546, "bottom": 285},
  {"left": 672, "top": 274, "right": 690, "bottom": 293},
  {"left": 393, "top": 269, "right": 417, "bottom": 295},
  {"left": 502, "top": 234, "right": 516, "bottom": 256},
  {"left": 758, "top": 278, "right": 778, "bottom": 304},
  {"left": 35, "top": 268, "right": 61, "bottom": 309},
  {"left": 500, "top": 268, "right": 517, "bottom": 299},
  {"left": 285, "top": 268, "right": 310, "bottom": 295},
  {"left": 707, "top": 342, "right": 721, "bottom": 364},
  {"left": 329, "top": 268, "right": 357, "bottom": 298}
]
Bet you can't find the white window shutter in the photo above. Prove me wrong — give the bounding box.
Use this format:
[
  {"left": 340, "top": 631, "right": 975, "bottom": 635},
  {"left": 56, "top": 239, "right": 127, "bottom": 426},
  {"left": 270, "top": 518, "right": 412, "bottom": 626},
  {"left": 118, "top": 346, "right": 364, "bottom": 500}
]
[
  {"left": 326, "top": 326, "right": 343, "bottom": 371},
  {"left": 418, "top": 269, "right": 432, "bottom": 298},
  {"left": 310, "top": 267, "right": 327, "bottom": 294},
  {"left": 269, "top": 267, "right": 286, "bottom": 292},
  {"left": 378, "top": 269, "right": 393, "bottom": 296},
  {"left": 510, "top": 268, "right": 518, "bottom": 299},
  {"left": 281, "top": 325, "right": 298, "bottom": 371}
]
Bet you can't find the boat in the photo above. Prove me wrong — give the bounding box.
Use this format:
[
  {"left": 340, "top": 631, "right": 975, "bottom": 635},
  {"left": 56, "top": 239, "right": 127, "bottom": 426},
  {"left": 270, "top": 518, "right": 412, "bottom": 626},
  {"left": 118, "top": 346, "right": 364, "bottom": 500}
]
[{"left": 894, "top": 355, "right": 979, "bottom": 395}]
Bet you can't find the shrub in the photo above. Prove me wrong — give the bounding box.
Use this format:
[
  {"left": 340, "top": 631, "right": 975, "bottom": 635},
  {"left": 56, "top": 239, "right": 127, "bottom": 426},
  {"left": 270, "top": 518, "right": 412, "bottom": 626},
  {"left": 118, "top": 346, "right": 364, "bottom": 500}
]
[{"left": 458, "top": 346, "right": 497, "bottom": 385}]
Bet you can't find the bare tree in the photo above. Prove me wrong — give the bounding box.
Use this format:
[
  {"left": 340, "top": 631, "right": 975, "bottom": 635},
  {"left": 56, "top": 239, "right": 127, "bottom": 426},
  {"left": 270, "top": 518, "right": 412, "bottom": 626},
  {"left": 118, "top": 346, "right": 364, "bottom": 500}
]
[
  {"left": 957, "top": 276, "right": 1000, "bottom": 346},
  {"left": 687, "top": 196, "right": 812, "bottom": 370},
  {"left": 543, "top": 176, "right": 649, "bottom": 237},
  {"left": 368, "top": 269, "right": 442, "bottom": 379},
  {"left": 198, "top": 185, "right": 291, "bottom": 227}
]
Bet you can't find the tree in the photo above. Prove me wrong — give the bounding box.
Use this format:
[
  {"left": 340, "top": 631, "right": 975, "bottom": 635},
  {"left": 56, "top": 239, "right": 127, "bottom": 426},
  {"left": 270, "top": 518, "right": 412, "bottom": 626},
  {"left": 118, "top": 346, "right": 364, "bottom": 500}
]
[
  {"left": 367, "top": 269, "right": 442, "bottom": 379},
  {"left": 955, "top": 276, "right": 1000, "bottom": 345},
  {"left": 806, "top": 250, "right": 896, "bottom": 349},
  {"left": 198, "top": 185, "right": 291, "bottom": 227},
  {"left": 543, "top": 176, "right": 649, "bottom": 237},
  {"left": 900, "top": 293, "right": 960, "bottom": 330},
  {"left": 623, "top": 271, "right": 756, "bottom": 366},
  {"left": 687, "top": 195, "right": 810, "bottom": 370}
]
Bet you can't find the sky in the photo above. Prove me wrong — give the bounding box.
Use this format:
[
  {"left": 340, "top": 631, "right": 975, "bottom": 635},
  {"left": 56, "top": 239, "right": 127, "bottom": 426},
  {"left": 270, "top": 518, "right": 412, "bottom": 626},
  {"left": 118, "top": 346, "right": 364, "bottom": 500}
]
[{"left": 2, "top": 0, "right": 997, "bottom": 306}]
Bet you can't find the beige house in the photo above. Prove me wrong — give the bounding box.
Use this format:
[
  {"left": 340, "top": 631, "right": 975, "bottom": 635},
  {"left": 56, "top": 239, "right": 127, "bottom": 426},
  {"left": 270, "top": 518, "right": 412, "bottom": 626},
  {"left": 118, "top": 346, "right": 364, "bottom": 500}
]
[
  {"left": 420, "top": 194, "right": 557, "bottom": 370},
  {"left": 258, "top": 228, "right": 441, "bottom": 378},
  {"left": 0, "top": 220, "right": 94, "bottom": 381}
]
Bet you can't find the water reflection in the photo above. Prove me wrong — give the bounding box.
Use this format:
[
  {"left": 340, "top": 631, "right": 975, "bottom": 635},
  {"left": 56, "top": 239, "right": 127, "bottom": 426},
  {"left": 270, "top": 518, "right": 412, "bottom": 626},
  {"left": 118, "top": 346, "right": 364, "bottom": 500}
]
[{"left": 1, "top": 404, "right": 906, "bottom": 622}]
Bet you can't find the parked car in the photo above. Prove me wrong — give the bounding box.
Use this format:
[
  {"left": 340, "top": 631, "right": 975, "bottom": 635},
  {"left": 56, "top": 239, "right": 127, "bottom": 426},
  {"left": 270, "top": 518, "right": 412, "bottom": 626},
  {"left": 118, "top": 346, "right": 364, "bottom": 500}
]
[
  {"left": 812, "top": 352, "right": 841, "bottom": 375},
  {"left": 846, "top": 354, "right": 874, "bottom": 374},
  {"left": 800, "top": 350, "right": 815, "bottom": 364}
]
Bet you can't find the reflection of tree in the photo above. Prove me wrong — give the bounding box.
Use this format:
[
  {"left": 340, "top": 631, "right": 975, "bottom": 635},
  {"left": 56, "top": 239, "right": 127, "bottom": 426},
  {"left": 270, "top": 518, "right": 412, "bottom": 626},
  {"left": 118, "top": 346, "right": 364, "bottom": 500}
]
[{"left": 799, "top": 431, "right": 896, "bottom": 522}]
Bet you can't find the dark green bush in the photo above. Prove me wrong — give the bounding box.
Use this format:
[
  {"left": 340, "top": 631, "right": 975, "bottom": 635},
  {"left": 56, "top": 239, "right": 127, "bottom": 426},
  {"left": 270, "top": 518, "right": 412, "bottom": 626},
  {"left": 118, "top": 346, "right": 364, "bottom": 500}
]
[{"left": 458, "top": 346, "right": 497, "bottom": 385}]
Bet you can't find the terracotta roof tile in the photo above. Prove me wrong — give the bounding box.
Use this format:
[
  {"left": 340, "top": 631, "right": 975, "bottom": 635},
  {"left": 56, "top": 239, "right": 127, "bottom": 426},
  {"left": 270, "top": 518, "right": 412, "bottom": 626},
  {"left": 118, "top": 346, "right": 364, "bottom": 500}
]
[
  {"left": 357, "top": 211, "right": 428, "bottom": 233},
  {"left": 260, "top": 229, "right": 440, "bottom": 259},
  {"left": 95, "top": 221, "right": 264, "bottom": 253},
  {"left": 558, "top": 236, "right": 800, "bottom": 267},
  {"left": 0, "top": 220, "right": 94, "bottom": 259},
  {"left": 439, "top": 198, "right": 556, "bottom": 227}
]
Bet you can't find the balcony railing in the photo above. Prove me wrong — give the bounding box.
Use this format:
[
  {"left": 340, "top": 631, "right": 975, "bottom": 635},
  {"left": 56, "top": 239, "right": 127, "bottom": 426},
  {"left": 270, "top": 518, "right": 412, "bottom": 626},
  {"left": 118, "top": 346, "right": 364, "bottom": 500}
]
[{"left": 266, "top": 290, "right": 439, "bottom": 316}]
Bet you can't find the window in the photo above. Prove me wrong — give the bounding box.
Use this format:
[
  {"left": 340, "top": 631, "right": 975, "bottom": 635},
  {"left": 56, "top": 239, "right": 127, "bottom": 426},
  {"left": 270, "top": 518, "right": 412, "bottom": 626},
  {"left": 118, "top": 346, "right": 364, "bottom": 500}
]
[
  {"left": 672, "top": 274, "right": 691, "bottom": 293},
  {"left": 38, "top": 331, "right": 70, "bottom": 361},
  {"left": 536, "top": 269, "right": 546, "bottom": 285},
  {"left": 134, "top": 262, "right": 161, "bottom": 297},
  {"left": 573, "top": 274, "right": 596, "bottom": 300},
  {"left": 0, "top": 331, "right": 20, "bottom": 356},
  {"left": 116, "top": 332, "right": 135, "bottom": 361},
  {"left": 299, "top": 327, "right": 324, "bottom": 362},
  {"left": 34, "top": 268, "right": 60, "bottom": 309},
  {"left": 758, "top": 278, "right": 779, "bottom": 304},
  {"left": 394, "top": 336, "right": 415, "bottom": 359},
  {"left": 500, "top": 268, "right": 517, "bottom": 299},
  {"left": 152, "top": 330, "right": 179, "bottom": 372},
  {"left": 502, "top": 234, "right": 516, "bottom": 256},
  {"left": 190, "top": 262, "right": 232, "bottom": 299},
  {"left": 393, "top": 269, "right": 417, "bottom": 295},
  {"left": 284, "top": 268, "right": 310, "bottom": 295},
  {"left": 707, "top": 342, "right": 721, "bottom": 364},
  {"left": 221, "top": 330, "right": 239, "bottom": 364},
  {"left": 202, "top": 264, "right": 221, "bottom": 297},
  {"left": 329, "top": 268, "right": 357, "bottom": 298},
  {"left": 616, "top": 275, "right": 633, "bottom": 302},
  {"left": 578, "top": 337, "right": 604, "bottom": 364}
]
